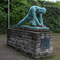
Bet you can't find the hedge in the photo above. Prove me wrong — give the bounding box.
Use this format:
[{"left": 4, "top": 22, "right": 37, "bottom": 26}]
[
  {"left": 0, "top": 0, "right": 60, "bottom": 33},
  {"left": 0, "top": 0, "right": 8, "bottom": 34}
]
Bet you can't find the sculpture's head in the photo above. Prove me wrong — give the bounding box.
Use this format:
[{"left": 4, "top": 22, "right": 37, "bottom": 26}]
[{"left": 38, "top": 7, "right": 46, "bottom": 14}]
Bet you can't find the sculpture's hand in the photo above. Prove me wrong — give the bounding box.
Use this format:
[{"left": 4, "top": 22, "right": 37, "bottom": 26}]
[
  {"left": 40, "top": 24, "right": 45, "bottom": 28},
  {"left": 41, "top": 24, "right": 44, "bottom": 26}
]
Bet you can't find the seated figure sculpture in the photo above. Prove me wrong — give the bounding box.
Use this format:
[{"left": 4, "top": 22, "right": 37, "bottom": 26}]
[{"left": 15, "top": 6, "right": 49, "bottom": 29}]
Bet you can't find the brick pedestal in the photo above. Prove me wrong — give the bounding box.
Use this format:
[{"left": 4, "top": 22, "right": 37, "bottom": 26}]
[{"left": 7, "top": 28, "right": 53, "bottom": 58}]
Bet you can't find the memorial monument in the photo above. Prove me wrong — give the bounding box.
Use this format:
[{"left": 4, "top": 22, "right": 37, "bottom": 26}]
[
  {"left": 15, "top": 6, "right": 49, "bottom": 30},
  {"left": 7, "top": 6, "right": 53, "bottom": 59}
]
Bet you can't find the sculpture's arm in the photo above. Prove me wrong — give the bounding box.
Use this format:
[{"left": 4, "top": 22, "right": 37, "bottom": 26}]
[
  {"left": 39, "top": 13, "right": 44, "bottom": 26},
  {"left": 33, "top": 9, "right": 41, "bottom": 26}
]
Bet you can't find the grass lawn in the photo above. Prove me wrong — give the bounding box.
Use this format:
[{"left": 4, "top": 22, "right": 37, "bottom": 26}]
[{"left": 0, "top": 33, "right": 60, "bottom": 60}]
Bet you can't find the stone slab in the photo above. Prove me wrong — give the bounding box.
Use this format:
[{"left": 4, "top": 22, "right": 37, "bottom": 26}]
[{"left": 7, "top": 28, "right": 53, "bottom": 59}]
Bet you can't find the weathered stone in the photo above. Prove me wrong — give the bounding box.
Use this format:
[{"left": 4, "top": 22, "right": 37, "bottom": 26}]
[{"left": 7, "top": 28, "right": 53, "bottom": 59}]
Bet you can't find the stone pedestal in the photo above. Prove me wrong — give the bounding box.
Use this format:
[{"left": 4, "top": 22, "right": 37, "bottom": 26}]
[{"left": 7, "top": 28, "right": 53, "bottom": 58}]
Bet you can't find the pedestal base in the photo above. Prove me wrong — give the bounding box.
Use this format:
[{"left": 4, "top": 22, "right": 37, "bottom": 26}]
[{"left": 7, "top": 28, "right": 53, "bottom": 58}]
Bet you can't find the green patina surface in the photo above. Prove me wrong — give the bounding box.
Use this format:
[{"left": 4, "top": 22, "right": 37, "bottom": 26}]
[{"left": 15, "top": 6, "right": 49, "bottom": 30}]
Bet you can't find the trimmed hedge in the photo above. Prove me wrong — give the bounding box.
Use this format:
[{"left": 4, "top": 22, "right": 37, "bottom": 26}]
[{"left": 0, "top": 0, "right": 60, "bottom": 33}]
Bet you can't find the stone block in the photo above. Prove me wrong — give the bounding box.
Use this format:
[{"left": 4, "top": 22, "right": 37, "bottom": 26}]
[{"left": 7, "top": 28, "right": 53, "bottom": 59}]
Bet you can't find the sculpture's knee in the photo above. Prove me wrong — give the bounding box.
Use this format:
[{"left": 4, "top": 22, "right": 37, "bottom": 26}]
[
  {"left": 32, "top": 22, "right": 36, "bottom": 26},
  {"left": 29, "top": 20, "right": 37, "bottom": 26}
]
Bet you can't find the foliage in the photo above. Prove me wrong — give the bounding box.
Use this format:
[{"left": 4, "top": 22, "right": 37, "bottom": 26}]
[
  {"left": 0, "top": 0, "right": 8, "bottom": 34},
  {"left": 0, "top": 0, "right": 60, "bottom": 33}
]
